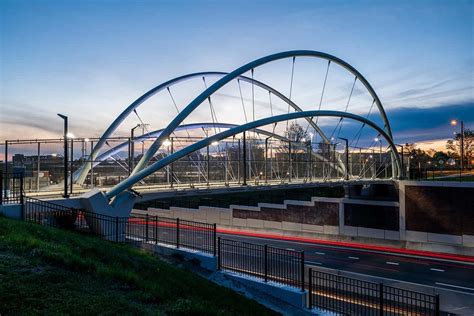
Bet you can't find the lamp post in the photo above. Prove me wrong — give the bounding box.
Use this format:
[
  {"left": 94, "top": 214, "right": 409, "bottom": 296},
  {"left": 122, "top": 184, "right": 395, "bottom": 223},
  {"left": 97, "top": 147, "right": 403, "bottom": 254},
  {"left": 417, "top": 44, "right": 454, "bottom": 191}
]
[
  {"left": 57, "top": 114, "right": 69, "bottom": 198},
  {"left": 451, "top": 120, "right": 464, "bottom": 171},
  {"left": 130, "top": 124, "right": 141, "bottom": 173},
  {"left": 394, "top": 144, "right": 405, "bottom": 179},
  {"left": 264, "top": 136, "right": 271, "bottom": 183},
  {"left": 69, "top": 133, "right": 75, "bottom": 195}
]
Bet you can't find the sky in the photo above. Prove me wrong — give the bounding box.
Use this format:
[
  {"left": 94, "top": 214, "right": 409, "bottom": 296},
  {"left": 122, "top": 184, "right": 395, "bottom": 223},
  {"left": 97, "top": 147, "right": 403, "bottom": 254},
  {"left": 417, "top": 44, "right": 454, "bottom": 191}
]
[{"left": 1, "top": 0, "right": 473, "bottom": 157}]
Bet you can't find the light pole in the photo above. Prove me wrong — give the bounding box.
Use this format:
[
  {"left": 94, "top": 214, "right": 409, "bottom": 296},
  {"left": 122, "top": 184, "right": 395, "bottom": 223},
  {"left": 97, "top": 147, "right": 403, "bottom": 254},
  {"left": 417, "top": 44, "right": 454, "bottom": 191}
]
[
  {"left": 57, "top": 114, "right": 69, "bottom": 198},
  {"left": 162, "top": 139, "right": 172, "bottom": 186},
  {"left": 264, "top": 136, "right": 271, "bottom": 183},
  {"left": 130, "top": 124, "right": 141, "bottom": 173},
  {"left": 451, "top": 120, "right": 464, "bottom": 171},
  {"left": 69, "top": 133, "right": 75, "bottom": 195},
  {"left": 338, "top": 137, "right": 349, "bottom": 181},
  {"left": 394, "top": 144, "right": 405, "bottom": 179}
]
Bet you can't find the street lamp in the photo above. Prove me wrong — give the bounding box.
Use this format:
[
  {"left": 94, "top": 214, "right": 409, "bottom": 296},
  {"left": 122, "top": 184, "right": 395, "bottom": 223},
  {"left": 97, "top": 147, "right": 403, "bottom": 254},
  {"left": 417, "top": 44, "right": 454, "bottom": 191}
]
[
  {"left": 67, "top": 132, "right": 75, "bottom": 195},
  {"left": 130, "top": 124, "right": 141, "bottom": 173},
  {"left": 57, "top": 114, "right": 69, "bottom": 198},
  {"left": 394, "top": 144, "right": 405, "bottom": 179},
  {"left": 451, "top": 119, "right": 464, "bottom": 171}
]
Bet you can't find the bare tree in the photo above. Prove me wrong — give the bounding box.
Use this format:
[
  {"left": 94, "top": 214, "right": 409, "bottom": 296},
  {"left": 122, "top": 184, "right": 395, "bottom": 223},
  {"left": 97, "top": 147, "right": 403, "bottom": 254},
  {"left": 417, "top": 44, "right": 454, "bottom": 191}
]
[{"left": 446, "top": 129, "right": 473, "bottom": 168}]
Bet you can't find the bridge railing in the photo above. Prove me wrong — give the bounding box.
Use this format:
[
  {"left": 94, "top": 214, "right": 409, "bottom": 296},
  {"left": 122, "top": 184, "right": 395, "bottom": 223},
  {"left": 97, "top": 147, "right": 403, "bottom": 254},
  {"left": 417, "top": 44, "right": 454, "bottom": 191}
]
[{"left": 308, "top": 268, "right": 440, "bottom": 315}]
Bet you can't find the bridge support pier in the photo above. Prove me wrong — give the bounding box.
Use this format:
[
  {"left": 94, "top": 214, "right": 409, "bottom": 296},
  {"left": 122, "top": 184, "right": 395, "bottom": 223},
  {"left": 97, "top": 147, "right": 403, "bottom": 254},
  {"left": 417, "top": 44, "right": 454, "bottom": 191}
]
[{"left": 79, "top": 189, "right": 136, "bottom": 241}]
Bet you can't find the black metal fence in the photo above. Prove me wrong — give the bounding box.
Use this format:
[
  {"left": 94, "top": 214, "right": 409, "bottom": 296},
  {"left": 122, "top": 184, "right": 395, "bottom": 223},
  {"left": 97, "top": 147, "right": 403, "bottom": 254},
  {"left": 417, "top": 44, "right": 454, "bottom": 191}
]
[
  {"left": 217, "top": 237, "right": 305, "bottom": 291},
  {"left": 23, "top": 197, "right": 216, "bottom": 255},
  {"left": 308, "top": 269, "right": 440, "bottom": 315},
  {"left": 0, "top": 172, "right": 24, "bottom": 205},
  {"left": 127, "top": 214, "right": 216, "bottom": 255}
]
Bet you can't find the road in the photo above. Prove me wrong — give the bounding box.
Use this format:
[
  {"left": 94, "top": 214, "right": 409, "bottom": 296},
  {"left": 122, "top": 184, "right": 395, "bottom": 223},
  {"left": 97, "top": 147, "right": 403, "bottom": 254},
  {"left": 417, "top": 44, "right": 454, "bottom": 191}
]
[
  {"left": 126, "top": 219, "right": 474, "bottom": 295},
  {"left": 218, "top": 231, "right": 474, "bottom": 295}
]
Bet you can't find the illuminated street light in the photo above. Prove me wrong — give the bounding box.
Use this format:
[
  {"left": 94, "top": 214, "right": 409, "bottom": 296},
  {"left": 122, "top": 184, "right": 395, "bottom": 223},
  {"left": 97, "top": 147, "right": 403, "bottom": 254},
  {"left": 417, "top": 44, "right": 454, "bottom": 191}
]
[
  {"left": 450, "top": 119, "right": 464, "bottom": 171},
  {"left": 211, "top": 141, "right": 219, "bottom": 146},
  {"left": 57, "top": 113, "right": 69, "bottom": 198},
  {"left": 84, "top": 138, "right": 90, "bottom": 142},
  {"left": 66, "top": 132, "right": 75, "bottom": 139},
  {"left": 162, "top": 139, "right": 172, "bottom": 147}
]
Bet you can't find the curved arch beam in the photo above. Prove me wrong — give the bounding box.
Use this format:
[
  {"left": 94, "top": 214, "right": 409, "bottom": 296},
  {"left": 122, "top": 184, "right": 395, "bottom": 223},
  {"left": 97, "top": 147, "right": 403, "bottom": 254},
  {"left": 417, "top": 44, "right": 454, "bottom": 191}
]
[
  {"left": 75, "top": 71, "right": 330, "bottom": 184},
  {"left": 131, "top": 50, "right": 393, "bottom": 177},
  {"left": 107, "top": 110, "right": 401, "bottom": 200}
]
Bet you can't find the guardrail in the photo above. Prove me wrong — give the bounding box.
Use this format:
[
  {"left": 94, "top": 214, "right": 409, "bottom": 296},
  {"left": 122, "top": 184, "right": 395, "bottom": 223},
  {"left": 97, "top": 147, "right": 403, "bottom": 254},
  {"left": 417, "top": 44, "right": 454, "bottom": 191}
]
[
  {"left": 308, "top": 268, "right": 440, "bottom": 315},
  {"left": 0, "top": 172, "right": 24, "bottom": 205},
  {"left": 217, "top": 237, "right": 305, "bottom": 291}
]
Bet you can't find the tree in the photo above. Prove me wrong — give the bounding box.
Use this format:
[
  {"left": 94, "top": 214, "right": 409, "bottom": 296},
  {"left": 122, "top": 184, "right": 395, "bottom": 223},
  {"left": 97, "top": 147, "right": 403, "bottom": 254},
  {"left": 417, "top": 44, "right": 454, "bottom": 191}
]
[
  {"left": 285, "top": 122, "right": 309, "bottom": 143},
  {"left": 446, "top": 128, "right": 473, "bottom": 168},
  {"left": 404, "top": 143, "right": 431, "bottom": 167}
]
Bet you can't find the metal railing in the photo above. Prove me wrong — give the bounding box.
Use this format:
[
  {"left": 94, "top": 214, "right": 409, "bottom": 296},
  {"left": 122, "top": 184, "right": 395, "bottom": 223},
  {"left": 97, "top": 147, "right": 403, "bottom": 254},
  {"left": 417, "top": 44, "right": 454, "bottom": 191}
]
[
  {"left": 308, "top": 269, "right": 440, "bottom": 315},
  {"left": 127, "top": 214, "right": 216, "bottom": 255},
  {"left": 217, "top": 237, "right": 305, "bottom": 291},
  {"left": 23, "top": 197, "right": 217, "bottom": 255},
  {"left": 0, "top": 172, "right": 24, "bottom": 205}
]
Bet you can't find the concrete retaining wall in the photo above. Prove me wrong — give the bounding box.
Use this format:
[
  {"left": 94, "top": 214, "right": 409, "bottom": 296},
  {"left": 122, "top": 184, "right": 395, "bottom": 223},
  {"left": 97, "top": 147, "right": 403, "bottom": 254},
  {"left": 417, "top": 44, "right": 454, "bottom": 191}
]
[{"left": 133, "top": 183, "right": 474, "bottom": 255}]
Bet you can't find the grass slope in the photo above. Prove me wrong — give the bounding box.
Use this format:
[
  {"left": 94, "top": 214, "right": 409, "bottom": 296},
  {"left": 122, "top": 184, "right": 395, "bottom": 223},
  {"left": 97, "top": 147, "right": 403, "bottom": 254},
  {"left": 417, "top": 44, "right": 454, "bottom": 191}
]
[{"left": 0, "top": 217, "right": 275, "bottom": 315}]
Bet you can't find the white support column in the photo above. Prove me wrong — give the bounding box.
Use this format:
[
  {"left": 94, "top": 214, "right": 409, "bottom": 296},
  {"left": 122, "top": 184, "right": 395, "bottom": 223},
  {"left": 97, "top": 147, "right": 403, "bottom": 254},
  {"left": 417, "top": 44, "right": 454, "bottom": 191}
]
[
  {"left": 398, "top": 181, "right": 406, "bottom": 241},
  {"left": 339, "top": 201, "right": 345, "bottom": 235}
]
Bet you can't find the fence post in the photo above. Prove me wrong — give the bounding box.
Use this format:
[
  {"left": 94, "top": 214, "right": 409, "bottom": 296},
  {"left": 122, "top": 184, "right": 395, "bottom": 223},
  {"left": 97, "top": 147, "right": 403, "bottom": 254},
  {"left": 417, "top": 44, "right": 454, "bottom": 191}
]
[
  {"left": 301, "top": 251, "right": 305, "bottom": 292},
  {"left": 435, "top": 294, "right": 440, "bottom": 316},
  {"left": 217, "top": 237, "right": 221, "bottom": 270},
  {"left": 115, "top": 216, "right": 119, "bottom": 242},
  {"left": 145, "top": 214, "right": 149, "bottom": 242},
  {"left": 308, "top": 267, "right": 313, "bottom": 309},
  {"left": 176, "top": 218, "right": 180, "bottom": 249},
  {"left": 154, "top": 215, "right": 158, "bottom": 244},
  {"left": 264, "top": 244, "right": 268, "bottom": 283},
  {"left": 19, "top": 176, "right": 25, "bottom": 220},
  {"left": 379, "top": 282, "right": 384, "bottom": 316},
  {"left": 0, "top": 172, "right": 3, "bottom": 205},
  {"left": 213, "top": 223, "right": 217, "bottom": 257}
]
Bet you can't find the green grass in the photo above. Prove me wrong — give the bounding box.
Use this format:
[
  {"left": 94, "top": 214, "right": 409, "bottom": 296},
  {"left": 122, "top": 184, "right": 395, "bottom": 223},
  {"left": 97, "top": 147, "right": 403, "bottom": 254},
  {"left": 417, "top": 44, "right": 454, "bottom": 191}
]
[{"left": 0, "top": 217, "right": 275, "bottom": 315}]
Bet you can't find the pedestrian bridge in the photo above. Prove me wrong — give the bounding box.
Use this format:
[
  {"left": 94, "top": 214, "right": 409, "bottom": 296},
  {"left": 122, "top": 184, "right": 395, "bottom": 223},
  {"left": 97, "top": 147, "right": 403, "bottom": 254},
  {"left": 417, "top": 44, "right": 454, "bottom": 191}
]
[{"left": 7, "top": 50, "right": 403, "bottom": 217}]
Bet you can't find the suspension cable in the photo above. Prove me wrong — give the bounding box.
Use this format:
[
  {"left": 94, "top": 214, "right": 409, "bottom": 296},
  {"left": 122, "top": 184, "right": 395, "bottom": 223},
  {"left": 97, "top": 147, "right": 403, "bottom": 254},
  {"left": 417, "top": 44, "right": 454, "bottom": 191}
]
[
  {"left": 350, "top": 99, "right": 376, "bottom": 148},
  {"left": 251, "top": 68, "right": 255, "bottom": 122},
  {"left": 329, "top": 76, "right": 357, "bottom": 139},
  {"left": 315, "top": 60, "right": 331, "bottom": 127},
  {"left": 286, "top": 57, "right": 296, "bottom": 131},
  {"left": 237, "top": 79, "right": 248, "bottom": 123}
]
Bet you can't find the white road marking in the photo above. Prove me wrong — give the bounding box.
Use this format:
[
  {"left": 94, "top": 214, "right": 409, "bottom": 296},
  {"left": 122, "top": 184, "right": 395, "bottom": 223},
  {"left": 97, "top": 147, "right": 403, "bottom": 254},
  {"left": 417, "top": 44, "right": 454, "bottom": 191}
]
[
  {"left": 315, "top": 252, "right": 326, "bottom": 255},
  {"left": 386, "top": 261, "right": 399, "bottom": 266},
  {"left": 348, "top": 256, "right": 360, "bottom": 260},
  {"left": 435, "top": 282, "right": 474, "bottom": 291},
  {"left": 430, "top": 268, "right": 445, "bottom": 272},
  {"left": 307, "top": 261, "right": 323, "bottom": 265}
]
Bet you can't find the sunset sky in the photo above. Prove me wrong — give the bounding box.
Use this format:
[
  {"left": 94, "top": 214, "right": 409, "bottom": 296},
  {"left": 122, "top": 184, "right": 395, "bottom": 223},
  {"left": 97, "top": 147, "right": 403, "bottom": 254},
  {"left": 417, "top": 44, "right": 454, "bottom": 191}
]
[{"left": 1, "top": 0, "right": 473, "bottom": 157}]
